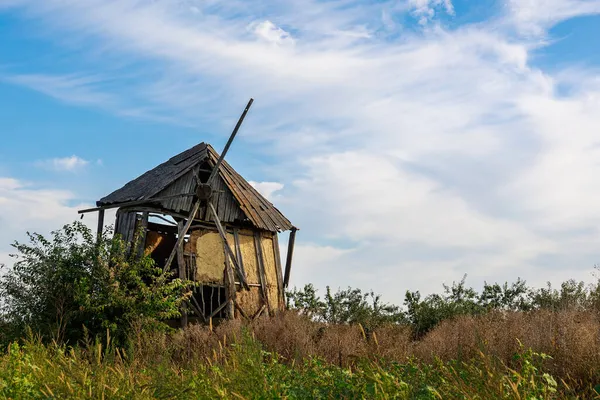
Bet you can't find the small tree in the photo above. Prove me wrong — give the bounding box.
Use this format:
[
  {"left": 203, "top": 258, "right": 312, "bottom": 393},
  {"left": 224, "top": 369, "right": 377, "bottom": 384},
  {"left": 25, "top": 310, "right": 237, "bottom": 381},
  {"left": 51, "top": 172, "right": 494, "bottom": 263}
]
[
  {"left": 286, "top": 284, "right": 404, "bottom": 330},
  {"left": 0, "top": 221, "right": 191, "bottom": 347}
]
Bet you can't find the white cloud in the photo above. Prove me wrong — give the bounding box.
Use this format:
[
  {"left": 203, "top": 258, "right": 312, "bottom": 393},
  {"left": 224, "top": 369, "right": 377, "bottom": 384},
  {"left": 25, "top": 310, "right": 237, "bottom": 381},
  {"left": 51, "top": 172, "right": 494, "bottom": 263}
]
[
  {"left": 0, "top": 177, "right": 115, "bottom": 269},
  {"left": 409, "top": 0, "right": 454, "bottom": 25},
  {"left": 2, "top": 73, "right": 114, "bottom": 106},
  {"left": 36, "top": 155, "right": 89, "bottom": 172},
  {"left": 507, "top": 0, "right": 600, "bottom": 35},
  {"left": 248, "top": 181, "right": 284, "bottom": 200},
  {"left": 252, "top": 20, "right": 295, "bottom": 45},
  {"left": 3, "top": 0, "right": 600, "bottom": 302}
]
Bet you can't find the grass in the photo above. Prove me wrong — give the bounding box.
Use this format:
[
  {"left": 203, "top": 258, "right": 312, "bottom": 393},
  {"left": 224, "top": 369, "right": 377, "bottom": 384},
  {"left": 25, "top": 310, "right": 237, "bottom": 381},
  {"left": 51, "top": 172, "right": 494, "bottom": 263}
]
[{"left": 2, "top": 309, "right": 600, "bottom": 399}]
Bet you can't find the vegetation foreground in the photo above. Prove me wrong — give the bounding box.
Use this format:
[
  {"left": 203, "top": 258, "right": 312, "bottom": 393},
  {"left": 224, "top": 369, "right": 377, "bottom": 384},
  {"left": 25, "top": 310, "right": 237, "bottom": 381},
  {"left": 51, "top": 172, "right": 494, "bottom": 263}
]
[
  {"left": 2, "top": 223, "right": 600, "bottom": 398},
  {"left": 1, "top": 313, "right": 599, "bottom": 399}
]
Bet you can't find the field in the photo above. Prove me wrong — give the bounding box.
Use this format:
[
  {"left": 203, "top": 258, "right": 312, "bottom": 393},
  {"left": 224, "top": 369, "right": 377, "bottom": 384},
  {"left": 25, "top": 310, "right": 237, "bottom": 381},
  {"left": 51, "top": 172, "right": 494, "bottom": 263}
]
[
  {"left": 2, "top": 223, "right": 600, "bottom": 398},
  {"left": 2, "top": 309, "right": 600, "bottom": 399}
]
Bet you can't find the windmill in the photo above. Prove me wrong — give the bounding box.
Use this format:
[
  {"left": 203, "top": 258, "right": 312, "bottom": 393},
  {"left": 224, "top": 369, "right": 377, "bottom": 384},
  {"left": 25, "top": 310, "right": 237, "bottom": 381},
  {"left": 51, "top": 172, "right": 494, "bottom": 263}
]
[
  {"left": 81, "top": 97, "right": 297, "bottom": 322},
  {"left": 162, "top": 98, "right": 254, "bottom": 291}
]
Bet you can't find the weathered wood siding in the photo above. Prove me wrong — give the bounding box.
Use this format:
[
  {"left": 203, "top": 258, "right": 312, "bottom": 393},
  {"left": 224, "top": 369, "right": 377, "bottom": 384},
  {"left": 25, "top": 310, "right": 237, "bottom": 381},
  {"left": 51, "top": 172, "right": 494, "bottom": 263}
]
[{"left": 186, "top": 227, "right": 284, "bottom": 316}]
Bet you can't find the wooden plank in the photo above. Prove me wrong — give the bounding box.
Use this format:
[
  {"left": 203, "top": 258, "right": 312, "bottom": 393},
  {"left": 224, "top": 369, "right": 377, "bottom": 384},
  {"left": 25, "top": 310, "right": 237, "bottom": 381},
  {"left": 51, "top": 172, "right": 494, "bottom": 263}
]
[
  {"left": 223, "top": 240, "right": 236, "bottom": 319},
  {"left": 233, "top": 227, "right": 247, "bottom": 286},
  {"left": 209, "top": 299, "right": 230, "bottom": 319},
  {"left": 252, "top": 304, "right": 266, "bottom": 321},
  {"left": 136, "top": 212, "right": 149, "bottom": 258},
  {"left": 253, "top": 231, "right": 271, "bottom": 314},
  {"left": 96, "top": 209, "right": 105, "bottom": 239},
  {"left": 207, "top": 201, "right": 249, "bottom": 289},
  {"left": 234, "top": 302, "right": 249, "bottom": 320},
  {"left": 283, "top": 228, "right": 297, "bottom": 288},
  {"left": 206, "top": 98, "right": 254, "bottom": 184},
  {"left": 177, "top": 220, "right": 188, "bottom": 327},
  {"left": 272, "top": 232, "right": 285, "bottom": 309},
  {"left": 78, "top": 193, "right": 195, "bottom": 214},
  {"left": 163, "top": 199, "right": 202, "bottom": 273}
]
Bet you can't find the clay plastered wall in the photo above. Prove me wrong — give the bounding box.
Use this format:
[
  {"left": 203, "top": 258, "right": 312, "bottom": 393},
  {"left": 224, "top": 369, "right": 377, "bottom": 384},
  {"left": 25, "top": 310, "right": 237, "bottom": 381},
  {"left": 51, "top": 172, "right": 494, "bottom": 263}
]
[
  {"left": 259, "top": 233, "right": 282, "bottom": 311},
  {"left": 194, "top": 230, "right": 225, "bottom": 283},
  {"left": 187, "top": 227, "right": 283, "bottom": 315},
  {"left": 236, "top": 287, "right": 263, "bottom": 317},
  {"left": 235, "top": 230, "right": 261, "bottom": 316}
]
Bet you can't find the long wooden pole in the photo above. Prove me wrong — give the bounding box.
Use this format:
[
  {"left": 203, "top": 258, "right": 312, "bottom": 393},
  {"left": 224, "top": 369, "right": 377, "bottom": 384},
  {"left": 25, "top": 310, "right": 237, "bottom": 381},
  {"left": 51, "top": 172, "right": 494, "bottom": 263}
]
[
  {"left": 177, "top": 220, "right": 188, "bottom": 327},
  {"left": 96, "top": 209, "right": 105, "bottom": 239},
  {"left": 208, "top": 201, "right": 249, "bottom": 290},
  {"left": 207, "top": 98, "right": 254, "bottom": 185},
  {"left": 283, "top": 228, "right": 297, "bottom": 288}
]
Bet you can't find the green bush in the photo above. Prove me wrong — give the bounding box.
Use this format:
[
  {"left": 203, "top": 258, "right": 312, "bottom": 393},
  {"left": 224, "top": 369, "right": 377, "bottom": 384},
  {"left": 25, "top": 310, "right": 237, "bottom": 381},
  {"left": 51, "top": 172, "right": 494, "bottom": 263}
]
[{"left": 0, "top": 222, "right": 192, "bottom": 347}]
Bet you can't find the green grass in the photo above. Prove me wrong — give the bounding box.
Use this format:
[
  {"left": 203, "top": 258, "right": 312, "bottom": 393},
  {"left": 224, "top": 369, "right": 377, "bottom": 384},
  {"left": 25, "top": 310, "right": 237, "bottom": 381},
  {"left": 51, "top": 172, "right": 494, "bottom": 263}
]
[{"left": 0, "top": 333, "right": 593, "bottom": 400}]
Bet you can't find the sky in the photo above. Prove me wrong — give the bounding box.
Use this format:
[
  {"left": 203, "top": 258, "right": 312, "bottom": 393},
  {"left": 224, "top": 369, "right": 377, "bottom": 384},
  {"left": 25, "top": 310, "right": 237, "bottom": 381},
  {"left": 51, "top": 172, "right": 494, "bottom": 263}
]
[{"left": 2, "top": 0, "right": 600, "bottom": 304}]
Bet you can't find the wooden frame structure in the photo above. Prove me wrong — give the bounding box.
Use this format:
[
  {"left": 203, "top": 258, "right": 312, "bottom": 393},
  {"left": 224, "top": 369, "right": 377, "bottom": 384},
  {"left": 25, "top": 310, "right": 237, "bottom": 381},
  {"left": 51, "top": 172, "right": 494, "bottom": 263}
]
[{"left": 80, "top": 142, "right": 297, "bottom": 324}]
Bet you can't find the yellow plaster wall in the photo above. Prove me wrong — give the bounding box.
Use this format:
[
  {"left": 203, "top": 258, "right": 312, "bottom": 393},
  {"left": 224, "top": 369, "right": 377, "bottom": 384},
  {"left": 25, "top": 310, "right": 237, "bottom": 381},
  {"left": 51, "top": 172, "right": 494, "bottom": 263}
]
[
  {"left": 237, "top": 231, "right": 259, "bottom": 283},
  {"left": 185, "top": 227, "right": 284, "bottom": 316},
  {"left": 236, "top": 287, "right": 263, "bottom": 317},
  {"left": 193, "top": 230, "right": 225, "bottom": 284},
  {"left": 259, "top": 233, "right": 282, "bottom": 311}
]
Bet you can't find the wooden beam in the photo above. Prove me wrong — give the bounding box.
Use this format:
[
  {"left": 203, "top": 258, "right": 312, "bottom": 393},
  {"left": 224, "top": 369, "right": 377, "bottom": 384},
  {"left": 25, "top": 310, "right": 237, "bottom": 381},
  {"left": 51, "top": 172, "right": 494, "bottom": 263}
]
[
  {"left": 207, "top": 98, "right": 254, "bottom": 185},
  {"left": 252, "top": 304, "right": 266, "bottom": 321},
  {"left": 283, "top": 228, "right": 297, "bottom": 288},
  {"left": 209, "top": 300, "right": 229, "bottom": 319},
  {"left": 135, "top": 212, "right": 149, "bottom": 258},
  {"left": 254, "top": 232, "right": 271, "bottom": 314},
  {"left": 208, "top": 201, "right": 249, "bottom": 290},
  {"left": 233, "top": 227, "right": 247, "bottom": 285},
  {"left": 78, "top": 193, "right": 195, "bottom": 214},
  {"left": 223, "top": 241, "right": 236, "bottom": 319},
  {"left": 187, "top": 296, "right": 206, "bottom": 323},
  {"left": 234, "top": 302, "right": 249, "bottom": 320},
  {"left": 177, "top": 220, "right": 188, "bottom": 328},
  {"left": 272, "top": 232, "right": 285, "bottom": 310},
  {"left": 96, "top": 209, "right": 105, "bottom": 239},
  {"left": 163, "top": 199, "right": 202, "bottom": 273}
]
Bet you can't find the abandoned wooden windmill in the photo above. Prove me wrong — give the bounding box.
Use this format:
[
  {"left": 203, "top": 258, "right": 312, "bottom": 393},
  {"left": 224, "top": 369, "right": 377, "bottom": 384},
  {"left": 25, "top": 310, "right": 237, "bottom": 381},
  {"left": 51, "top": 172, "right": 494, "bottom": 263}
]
[{"left": 78, "top": 99, "right": 298, "bottom": 324}]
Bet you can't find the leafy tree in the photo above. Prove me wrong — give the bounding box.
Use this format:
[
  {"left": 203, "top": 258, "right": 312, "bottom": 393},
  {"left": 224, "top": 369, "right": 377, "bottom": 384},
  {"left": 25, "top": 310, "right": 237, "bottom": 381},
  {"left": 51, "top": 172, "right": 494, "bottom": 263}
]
[
  {"left": 286, "top": 284, "right": 404, "bottom": 330},
  {"left": 479, "top": 278, "right": 530, "bottom": 311},
  {"left": 0, "top": 221, "right": 191, "bottom": 347},
  {"left": 404, "top": 275, "right": 486, "bottom": 338}
]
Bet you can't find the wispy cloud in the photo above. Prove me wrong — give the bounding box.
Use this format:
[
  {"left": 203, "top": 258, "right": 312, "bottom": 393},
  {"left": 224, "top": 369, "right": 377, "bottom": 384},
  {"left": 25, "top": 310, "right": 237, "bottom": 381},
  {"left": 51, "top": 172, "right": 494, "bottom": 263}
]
[
  {"left": 36, "top": 155, "right": 89, "bottom": 172},
  {"left": 408, "top": 0, "right": 455, "bottom": 25},
  {"left": 3, "top": 0, "right": 600, "bottom": 300},
  {"left": 249, "top": 181, "right": 285, "bottom": 200},
  {"left": 2, "top": 73, "right": 114, "bottom": 107},
  {"left": 0, "top": 176, "right": 115, "bottom": 268},
  {"left": 507, "top": 0, "right": 600, "bottom": 36}
]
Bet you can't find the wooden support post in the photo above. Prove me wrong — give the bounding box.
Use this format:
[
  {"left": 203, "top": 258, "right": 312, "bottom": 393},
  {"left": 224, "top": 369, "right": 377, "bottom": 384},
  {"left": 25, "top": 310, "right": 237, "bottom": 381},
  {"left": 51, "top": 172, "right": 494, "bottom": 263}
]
[
  {"left": 234, "top": 302, "right": 249, "bottom": 320},
  {"left": 163, "top": 199, "right": 201, "bottom": 273},
  {"left": 97, "top": 209, "right": 105, "bottom": 239},
  {"left": 177, "top": 220, "right": 188, "bottom": 328},
  {"left": 272, "top": 233, "right": 285, "bottom": 310},
  {"left": 283, "top": 228, "right": 297, "bottom": 288},
  {"left": 233, "top": 228, "right": 247, "bottom": 285},
  {"left": 136, "top": 212, "right": 149, "bottom": 258},
  {"left": 208, "top": 201, "right": 249, "bottom": 289},
  {"left": 223, "top": 241, "right": 236, "bottom": 319},
  {"left": 254, "top": 232, "right": 271, "bottom": 314}
]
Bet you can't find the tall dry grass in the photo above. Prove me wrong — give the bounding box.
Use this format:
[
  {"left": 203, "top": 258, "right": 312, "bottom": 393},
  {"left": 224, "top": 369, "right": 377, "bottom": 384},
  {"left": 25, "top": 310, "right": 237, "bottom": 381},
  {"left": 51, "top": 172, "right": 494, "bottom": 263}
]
[{"left": 134, "top": 308, "right": 600, "bottom": 390}]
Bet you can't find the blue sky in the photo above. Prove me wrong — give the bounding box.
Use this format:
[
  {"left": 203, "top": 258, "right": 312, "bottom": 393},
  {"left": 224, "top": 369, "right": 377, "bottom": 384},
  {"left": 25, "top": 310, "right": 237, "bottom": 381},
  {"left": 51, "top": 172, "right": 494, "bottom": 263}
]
[{"left": 2, "top": 0, "right": 600, "bottom": 303}]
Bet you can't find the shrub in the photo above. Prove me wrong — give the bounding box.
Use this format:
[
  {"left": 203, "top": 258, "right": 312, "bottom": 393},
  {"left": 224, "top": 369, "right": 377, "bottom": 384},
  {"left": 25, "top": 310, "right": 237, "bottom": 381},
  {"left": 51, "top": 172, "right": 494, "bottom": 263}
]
[{"left": 0, "top": 221, "right": 191, "bottom": 347}]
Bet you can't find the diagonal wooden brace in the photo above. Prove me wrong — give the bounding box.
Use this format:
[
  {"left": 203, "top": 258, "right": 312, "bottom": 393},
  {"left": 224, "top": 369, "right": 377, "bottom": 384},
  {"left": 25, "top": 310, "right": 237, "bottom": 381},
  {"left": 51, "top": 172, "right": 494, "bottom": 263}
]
[{"left": 208, "top": 201, "right": 250, "bottom": 290}]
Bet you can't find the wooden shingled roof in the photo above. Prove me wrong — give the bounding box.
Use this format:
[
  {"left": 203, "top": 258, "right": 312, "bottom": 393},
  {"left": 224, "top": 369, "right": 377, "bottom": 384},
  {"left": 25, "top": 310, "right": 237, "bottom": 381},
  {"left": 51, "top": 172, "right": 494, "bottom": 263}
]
[{"left": 97, "top": 143, "right": 294, "bottom": 232}]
